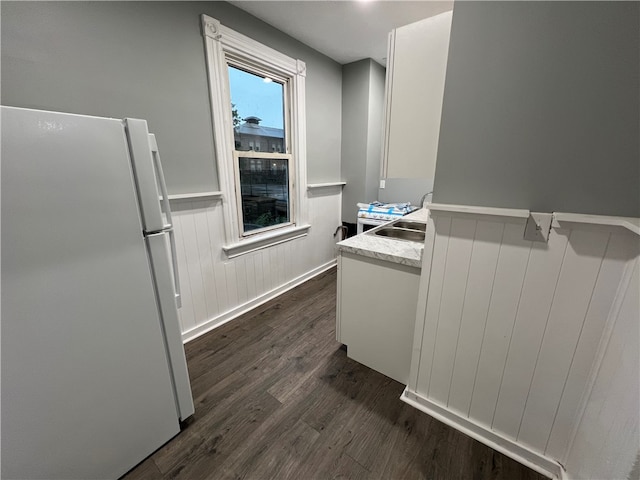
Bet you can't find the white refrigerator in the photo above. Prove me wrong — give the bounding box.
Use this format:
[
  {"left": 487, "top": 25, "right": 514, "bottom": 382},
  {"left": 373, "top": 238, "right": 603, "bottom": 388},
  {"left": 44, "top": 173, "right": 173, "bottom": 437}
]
[{"left": 2, "top": 106, "right": 195, "bottom": 479}]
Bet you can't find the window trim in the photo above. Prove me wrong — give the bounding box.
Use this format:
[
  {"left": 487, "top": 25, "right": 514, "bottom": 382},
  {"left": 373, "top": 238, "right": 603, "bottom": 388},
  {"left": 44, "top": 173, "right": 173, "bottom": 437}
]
[{"left": 201, "top": 15, "right": 309, "bottom": 256}]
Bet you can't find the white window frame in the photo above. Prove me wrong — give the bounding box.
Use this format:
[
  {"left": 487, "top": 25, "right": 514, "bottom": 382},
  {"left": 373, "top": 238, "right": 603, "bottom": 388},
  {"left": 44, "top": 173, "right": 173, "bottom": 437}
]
[{"left": 201, "top": 15, "right": 309, "bottom": 258}]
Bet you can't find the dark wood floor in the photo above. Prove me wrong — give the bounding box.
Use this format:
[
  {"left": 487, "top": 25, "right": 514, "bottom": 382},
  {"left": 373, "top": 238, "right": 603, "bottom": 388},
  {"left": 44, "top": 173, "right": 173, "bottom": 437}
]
[{"left": 124, "top": 267, "right": 549, "bottom": 480}]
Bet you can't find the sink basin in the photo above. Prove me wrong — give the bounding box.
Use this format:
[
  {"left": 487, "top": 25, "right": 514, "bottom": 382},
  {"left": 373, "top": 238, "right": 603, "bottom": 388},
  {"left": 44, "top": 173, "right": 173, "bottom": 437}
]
[
  {"left": 392, "top": 220, "right": 426, "bottom": 232},
  {"left": 371, "top": 227, "right": 425, "bottom": 243}
]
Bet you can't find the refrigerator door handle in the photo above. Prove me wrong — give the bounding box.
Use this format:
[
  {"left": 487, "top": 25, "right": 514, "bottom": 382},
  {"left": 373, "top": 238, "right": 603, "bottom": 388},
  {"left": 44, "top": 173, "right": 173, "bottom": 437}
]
[
  {"left": 148, "top": 133, "right": 173, "bottom": 231},
  {"left": 167, "top": 227, "right": 182, "bottom": 308},
  {"left": 147, "top": 134, "right": 180, "bottom": 307},
  {"left": 124, "top": 119, "right": 165, "bottom": 232}
]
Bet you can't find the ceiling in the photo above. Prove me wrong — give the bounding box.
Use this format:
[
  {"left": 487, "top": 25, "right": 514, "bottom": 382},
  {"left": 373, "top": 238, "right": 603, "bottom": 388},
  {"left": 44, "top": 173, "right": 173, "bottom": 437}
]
[{"left": 229, "top": 1, "right": 454, "bottom": 66}]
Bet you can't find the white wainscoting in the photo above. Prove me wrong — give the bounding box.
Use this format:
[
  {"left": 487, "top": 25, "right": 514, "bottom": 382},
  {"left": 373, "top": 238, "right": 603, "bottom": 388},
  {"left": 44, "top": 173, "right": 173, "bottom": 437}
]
[
  {"left": 405, "top": 206, "right": 640, "bottom": 479},
  {"left": 564, "top": 255, "right": 639, "bottom": 480},
  {"left": 170, "top": 187, "right": 343, "bottom": 343}
]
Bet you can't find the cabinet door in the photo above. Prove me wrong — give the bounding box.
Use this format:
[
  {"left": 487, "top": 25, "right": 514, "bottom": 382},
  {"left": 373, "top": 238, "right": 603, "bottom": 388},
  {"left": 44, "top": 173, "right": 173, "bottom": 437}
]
[
  {"left": 338, "top": 253, "right": 420, "bottom": 384},
  {"left": 382, "top": 11, "right": 453, "bottom": 180}
]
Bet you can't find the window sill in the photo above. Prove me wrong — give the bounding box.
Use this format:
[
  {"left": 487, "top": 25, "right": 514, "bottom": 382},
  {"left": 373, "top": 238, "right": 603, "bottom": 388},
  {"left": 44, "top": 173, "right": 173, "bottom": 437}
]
[{"left": 222, "top": 224, "right": 311, "bottom": 259}]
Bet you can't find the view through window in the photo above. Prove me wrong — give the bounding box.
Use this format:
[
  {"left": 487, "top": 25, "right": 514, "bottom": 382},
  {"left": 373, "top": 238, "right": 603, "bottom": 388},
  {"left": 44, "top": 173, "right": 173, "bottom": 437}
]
[{"left": 228, "top": 65, "right": 291, "bottom": 234}]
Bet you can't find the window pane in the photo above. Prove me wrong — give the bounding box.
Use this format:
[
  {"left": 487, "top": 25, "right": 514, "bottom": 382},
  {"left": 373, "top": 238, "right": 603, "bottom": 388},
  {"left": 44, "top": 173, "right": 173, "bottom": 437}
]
[
  {"left": 228, "top": 66, "right": 285, "bottom": 153},
  {"left": 239, "top": 157, "right": 290, "bottom": 232}
]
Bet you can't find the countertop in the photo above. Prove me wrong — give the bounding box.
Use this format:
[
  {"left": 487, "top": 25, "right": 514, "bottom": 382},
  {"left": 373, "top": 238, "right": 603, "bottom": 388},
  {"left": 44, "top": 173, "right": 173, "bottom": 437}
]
[{"left": 336, "top": 208, "right": 428, "bottom": 268}]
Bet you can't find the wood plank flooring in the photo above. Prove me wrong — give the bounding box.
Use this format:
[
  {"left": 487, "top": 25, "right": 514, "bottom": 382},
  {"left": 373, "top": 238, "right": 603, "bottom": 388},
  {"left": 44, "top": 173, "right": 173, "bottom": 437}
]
[{"left": 123, "top": 267, "right": 549, "bottom": 480}]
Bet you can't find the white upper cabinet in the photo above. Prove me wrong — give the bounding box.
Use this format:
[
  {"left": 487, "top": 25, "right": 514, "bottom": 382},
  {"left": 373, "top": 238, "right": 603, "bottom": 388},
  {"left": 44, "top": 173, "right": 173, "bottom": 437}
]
[{"left": 381, "top": 11, "right": 453, "bottom": 180}]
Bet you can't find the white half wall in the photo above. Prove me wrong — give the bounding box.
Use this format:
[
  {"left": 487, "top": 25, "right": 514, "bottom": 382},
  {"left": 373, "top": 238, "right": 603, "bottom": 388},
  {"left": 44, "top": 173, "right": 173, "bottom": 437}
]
[
  {"left": 564, "top": 256, "right": 640, "bottom": 479},
  {"left": 405, "top": 205, "right": 640, "bottom": 478}
]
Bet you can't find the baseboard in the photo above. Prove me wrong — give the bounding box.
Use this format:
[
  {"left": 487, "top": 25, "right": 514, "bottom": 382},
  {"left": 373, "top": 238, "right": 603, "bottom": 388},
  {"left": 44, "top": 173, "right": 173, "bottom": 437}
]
[
  {"left": 401, "top": 388, "right": 564, "bottom": 480},
  {"left": 181, "top": 259, "right": 337, "bottom": 343}
]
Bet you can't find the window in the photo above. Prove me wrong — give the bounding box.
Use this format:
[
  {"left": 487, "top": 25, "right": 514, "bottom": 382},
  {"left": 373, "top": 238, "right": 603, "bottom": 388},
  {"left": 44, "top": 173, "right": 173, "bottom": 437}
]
[
  {"left": 228, "top": 65, "right": 290, "bottom": 234},
  {"left": 202, "top": 15, "right": 309, "bottom": 257}
]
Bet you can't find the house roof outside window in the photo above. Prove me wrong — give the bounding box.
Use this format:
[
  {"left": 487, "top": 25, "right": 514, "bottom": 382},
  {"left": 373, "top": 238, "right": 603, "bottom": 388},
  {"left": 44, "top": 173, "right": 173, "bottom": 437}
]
[{"left": 236, "top": 116, "right": 284, "bottom": 139}]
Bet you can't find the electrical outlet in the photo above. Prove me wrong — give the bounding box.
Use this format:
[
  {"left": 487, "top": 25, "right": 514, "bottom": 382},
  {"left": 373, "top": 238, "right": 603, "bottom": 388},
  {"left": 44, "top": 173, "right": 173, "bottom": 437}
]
[{"left": 379, "top": 179, "right": 386, "bottom": 189}]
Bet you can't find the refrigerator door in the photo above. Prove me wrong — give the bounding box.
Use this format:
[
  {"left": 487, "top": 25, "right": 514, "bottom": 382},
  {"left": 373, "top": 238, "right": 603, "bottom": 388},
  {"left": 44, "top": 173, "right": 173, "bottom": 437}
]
[
  {"left": 146, "top": 232, "right": 195, "bottom": 420},
  {"left": 1, "top": 107, "right": 180, "bottom": 479},
  {"left": 124, "top": 118, "right": 169, "bottom": 233}
]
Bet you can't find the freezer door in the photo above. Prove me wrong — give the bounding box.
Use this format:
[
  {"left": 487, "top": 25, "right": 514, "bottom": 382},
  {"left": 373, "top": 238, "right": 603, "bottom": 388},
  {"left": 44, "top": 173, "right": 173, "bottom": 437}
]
[
  {"left": 124, "top": 118, "right": 169, "bottom": 233},
  {"left": 146, "top": 232, "right": 195, "bottom": 420},
  {"left": 1, "top": 106, "right": 181, "bottom": 479}
]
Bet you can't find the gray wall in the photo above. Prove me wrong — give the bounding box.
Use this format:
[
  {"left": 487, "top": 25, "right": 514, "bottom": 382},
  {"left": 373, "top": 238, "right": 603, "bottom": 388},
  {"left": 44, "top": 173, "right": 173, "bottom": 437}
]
[
  {"left": 340, "top": 59, "right": 386, "bottom": 223},
  {"left": 378, "top": 178, "right": 433, "bottom": 208},
  {"left": 1, "top": 1, "right": 342, "bottom": 194},
  {"left": 433, "top": 1, "right": 640, "bottom": 217},
  {"left": 365, "top": 61, "right": 386, "bottom": 204}
]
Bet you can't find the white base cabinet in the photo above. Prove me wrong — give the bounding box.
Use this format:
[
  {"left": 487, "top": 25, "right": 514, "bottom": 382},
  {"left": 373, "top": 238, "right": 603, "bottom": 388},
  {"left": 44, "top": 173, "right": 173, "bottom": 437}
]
[{"left": 336, "top": 252, "right": 420, "bottom": 384}]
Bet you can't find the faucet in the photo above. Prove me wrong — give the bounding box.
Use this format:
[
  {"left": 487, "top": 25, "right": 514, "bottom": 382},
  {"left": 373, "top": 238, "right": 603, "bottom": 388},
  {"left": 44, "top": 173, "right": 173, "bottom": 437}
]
[{"left": 419, "top": 191, "right": 433, "bottom": 208}]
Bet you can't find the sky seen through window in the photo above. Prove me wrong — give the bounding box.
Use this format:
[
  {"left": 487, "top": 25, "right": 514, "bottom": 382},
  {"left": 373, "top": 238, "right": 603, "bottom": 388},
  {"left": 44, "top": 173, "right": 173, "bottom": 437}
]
[{"left": 228, "top": 66, "right": 284, "bottom": 130}]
